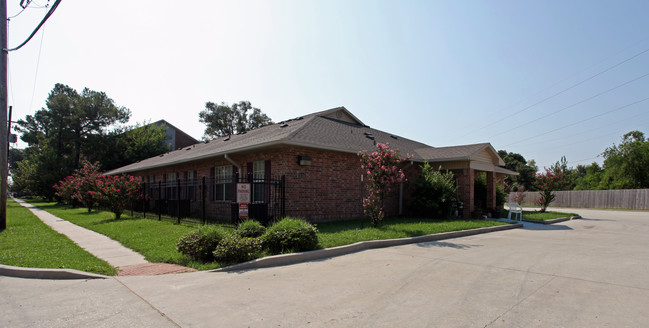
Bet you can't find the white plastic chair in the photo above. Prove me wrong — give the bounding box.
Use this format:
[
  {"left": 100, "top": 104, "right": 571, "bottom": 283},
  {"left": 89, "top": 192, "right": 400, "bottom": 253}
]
[{"left": 507, "top": 203, "right": 523, "bottom": 221}]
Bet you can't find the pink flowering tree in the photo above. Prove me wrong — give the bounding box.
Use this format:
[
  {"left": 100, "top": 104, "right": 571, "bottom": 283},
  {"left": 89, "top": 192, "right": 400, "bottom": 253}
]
[
  {"left": 509, "top": 185, "right": 526, "bottom": 204},
  {"left": 71, "top": 161, "right": 104, "bottom": 212},
  {"left": 98, "top": 175, "right": 143, "bottom": 219},
  {"left": 54, "top": 175, "right": 80, "bottom": 205},
  {"left": 358, "top": 143, "right": 410, "bottom": 227},
  {"left": 53, "top": 161, "right": 143, "bottom": 219},
  {"left": 533, "top": 169, "right": 563, "bottom": 212}
]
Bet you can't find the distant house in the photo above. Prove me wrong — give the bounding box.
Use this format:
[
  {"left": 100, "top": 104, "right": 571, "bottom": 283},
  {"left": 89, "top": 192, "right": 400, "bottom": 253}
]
[
  {"left": 108, "top": 107, "right": 516, "bottom": 222},
  {"left": 150, "top": 120, "right": 199, "bottom": 150}
]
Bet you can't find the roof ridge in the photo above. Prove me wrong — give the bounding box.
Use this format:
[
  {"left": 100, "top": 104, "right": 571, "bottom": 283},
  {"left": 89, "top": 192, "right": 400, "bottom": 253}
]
[{"left": 284, "top": 113, "right": 320, "bottom": 140}]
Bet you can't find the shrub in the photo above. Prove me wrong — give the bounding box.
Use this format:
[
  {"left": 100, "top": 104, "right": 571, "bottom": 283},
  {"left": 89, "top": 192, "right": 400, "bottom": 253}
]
[
  {"left": 358, "top": 142, "right": 410, "bottom": 227},
  {"left": 98, "top": 174, "right": 142, "bottom": 219},
  {"left": 411, "top": 162, "right": 457, "bottom": 218},
  {"left": 261, "top": 218, "right": 319, "bottom": 254},
  {"left": 496, "top": 184, "right": 506, "bottom": 208},
  {"left": 213, "top": 234, "right": 262, "bottom": 264},
  {"left": 236, "top": 219, "right": 266, "bottom": 238},
  {"left": 176, "top": 225, "right": 228, "bottom": 261}
]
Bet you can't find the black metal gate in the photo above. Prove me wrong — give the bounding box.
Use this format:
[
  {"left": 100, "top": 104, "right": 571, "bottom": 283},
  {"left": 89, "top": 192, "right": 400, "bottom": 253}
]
[{"left": 138, "top": 174, "right": 285, "bottom": 225}]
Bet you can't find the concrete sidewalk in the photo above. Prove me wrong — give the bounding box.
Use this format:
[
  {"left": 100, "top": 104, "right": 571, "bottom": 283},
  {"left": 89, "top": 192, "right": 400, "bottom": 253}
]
[{"left": 11, "top": 199, "right": 195, "bottom": 276}]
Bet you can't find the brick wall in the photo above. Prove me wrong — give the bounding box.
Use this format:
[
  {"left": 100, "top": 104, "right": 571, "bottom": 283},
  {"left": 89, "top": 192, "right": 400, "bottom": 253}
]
[
  {"left": 132, "top": 146, "right": 379, "bottom": 222},
  {"left": 172, "top": 129, "right": 199, "bottom": 149},
  {"left": 127, "top": 145, "right": 450, "bottom": 222}
]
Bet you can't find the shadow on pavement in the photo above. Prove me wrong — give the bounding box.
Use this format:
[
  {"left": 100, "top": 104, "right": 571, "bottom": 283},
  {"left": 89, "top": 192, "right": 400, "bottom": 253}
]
[
  {"left": 578, "top": 217, "right": 614, "bottom": 222},
  {"left": 415, "top": 241, "right": 478, "bottom": 250},
  {"left": 523, "top": 224, "right": 573, "bottom": 231}
]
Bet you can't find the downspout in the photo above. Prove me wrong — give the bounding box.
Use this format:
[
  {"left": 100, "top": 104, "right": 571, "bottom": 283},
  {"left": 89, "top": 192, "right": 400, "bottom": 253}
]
[
  {"left": 224, "top": 153, "right": 241, "bottom": 172},
  {"left": 399, "top": 160, "right": 415, "bottom": 216}
]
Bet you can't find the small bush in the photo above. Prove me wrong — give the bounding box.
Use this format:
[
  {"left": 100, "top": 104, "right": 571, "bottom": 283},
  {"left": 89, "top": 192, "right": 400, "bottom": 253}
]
[
  {"left": 213, "top": 234, "right": 262, "bottom": 264},
  {"left": 411, "top": 162, "right": 457, "bottom": 218},
  {"left": 177, "top": 225, "right": 228, "bottom": 261},
  {"left": 262, "top": 217, "right": 319, "bottom": 254},
  {"left": 236, "top": 219, "right": 266, "bottom": 238}
]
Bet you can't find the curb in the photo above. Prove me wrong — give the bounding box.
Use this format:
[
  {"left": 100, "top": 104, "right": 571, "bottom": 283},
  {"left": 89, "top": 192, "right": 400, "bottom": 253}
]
[
  {"left": 214, "top": 223, "right": 523, "bottom": 272},
  {"left": 522, "top": 215, "right": 582, "bottom": 225},
  {"left": 0, "top": 264, "right": 109, "bottom": 280}
]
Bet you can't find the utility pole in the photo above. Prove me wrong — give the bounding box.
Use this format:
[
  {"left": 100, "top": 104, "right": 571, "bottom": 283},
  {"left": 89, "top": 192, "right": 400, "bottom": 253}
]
[{"left": 0, "top": 0, "right": 8, "bottom": 231}]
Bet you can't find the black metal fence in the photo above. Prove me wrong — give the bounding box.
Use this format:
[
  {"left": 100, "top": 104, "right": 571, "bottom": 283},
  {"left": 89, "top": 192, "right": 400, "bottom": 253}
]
[{"left": 133, "top": 174, "right": 285, "bottom": 225}]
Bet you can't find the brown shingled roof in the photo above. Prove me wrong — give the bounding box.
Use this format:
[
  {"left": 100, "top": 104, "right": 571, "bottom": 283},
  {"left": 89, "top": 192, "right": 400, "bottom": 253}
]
[
  {"left": 106, "top": 107, "right": 512, "bottom": 175},
  {"left": 415, "top": 143, "right": 502, "bottom": 163}
]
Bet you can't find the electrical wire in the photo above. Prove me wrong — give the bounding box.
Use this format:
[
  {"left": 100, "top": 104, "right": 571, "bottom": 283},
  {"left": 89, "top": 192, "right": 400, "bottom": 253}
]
[
  {"left": 5, "top": 0, "right": 61, "bottom": 52},
  {"left": 460, "top": 45, "right": 649, "bottom": 138},
  {"left": 513, "top": 108, "right": 649, "bottom": 148},
  {"left": 567, "top": 156, "right": 601, "bottom": 165},
  {"left": 487, "top": 70, "right": 649, "bottom": 139},
  {"left": 502, "top": 96, "right": 649, "bottom": 148},
  {"left": 8, "top": 0, "right": 49, "bottom": 20},
  {"left": 28, "top": 26, "right": 46, "bottom": 113}
]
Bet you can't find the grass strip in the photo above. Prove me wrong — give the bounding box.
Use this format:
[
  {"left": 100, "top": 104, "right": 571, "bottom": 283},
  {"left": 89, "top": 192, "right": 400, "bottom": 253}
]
[
  {"left": 0, "top": 199, "right": 116, "bottom": 275},
  {"left": 23, "top": 199, "right": 519, "bottom": 270},
  {"left": 316, "top": 217, "right": 509, "bottom": 248},
  {"left": 23, "top": 199, "right": 230, "bottom": 270},
  {"left": 522, "top": 210, "right": 578, "bottom": 221}
]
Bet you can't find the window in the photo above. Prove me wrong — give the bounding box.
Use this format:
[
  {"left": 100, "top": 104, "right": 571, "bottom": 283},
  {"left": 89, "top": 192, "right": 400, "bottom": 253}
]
[
  {"left": 166, "top": 172, "right": 177, "bottom": 200},
  {"left": 252, "top": 160, "right": 265, "bottom": 203},
  {"left": 215, "top": 165, "right": 233, "bottom": 201},
  {"left": 185, "top": 171, "right": 195, "bottom": 200}
]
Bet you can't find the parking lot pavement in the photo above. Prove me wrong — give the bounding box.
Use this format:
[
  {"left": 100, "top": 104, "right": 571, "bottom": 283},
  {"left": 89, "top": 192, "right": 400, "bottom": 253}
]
[
  {"left": 0, "top": 276, "right": 179, "bottom": 328},
  {"left": 3, "top": 207, "right": 649, "bottom": 327}
]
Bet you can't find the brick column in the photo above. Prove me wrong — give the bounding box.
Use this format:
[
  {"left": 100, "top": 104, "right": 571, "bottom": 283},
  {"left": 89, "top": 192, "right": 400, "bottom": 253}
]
[
  {"left": 457, "top": 168, "right": 475, "bottom": 218},
  {"left": 486, "top": 171, "right": 497, "bottom": 211}
]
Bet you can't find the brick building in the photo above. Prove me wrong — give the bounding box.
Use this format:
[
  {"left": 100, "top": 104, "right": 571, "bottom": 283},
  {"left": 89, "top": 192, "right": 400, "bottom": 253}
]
[
  {"left": 107, "top": 107, "right": 517, "bottom": 221},
  {"left": 150, "top": 120, "right": 199, "bottom": 150}
]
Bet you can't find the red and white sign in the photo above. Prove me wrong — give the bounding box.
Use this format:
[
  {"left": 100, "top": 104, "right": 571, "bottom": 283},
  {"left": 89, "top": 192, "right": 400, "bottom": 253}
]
[
  {"left": 239, "top": 203, "right": 249, "bottom": 219},
  {"left": 236, "top": 183, "right": 251, "bottom": 204}
]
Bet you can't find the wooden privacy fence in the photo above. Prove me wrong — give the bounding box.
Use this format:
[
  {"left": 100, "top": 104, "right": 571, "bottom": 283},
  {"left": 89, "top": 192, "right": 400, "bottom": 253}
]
[{"left": 512, "top": 189, "right": 649, "bottom": 209}]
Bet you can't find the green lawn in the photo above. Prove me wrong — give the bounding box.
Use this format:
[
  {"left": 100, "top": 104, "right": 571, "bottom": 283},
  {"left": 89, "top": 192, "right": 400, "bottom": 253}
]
[
  {"left": 0, "top": 199, "right": 116, "bottom": 275},
  {"left": 25, "top": 199, "right": 231, "bottom": 270},
  {"left": 523, "top": 210, "right": 578, "bottom": 221},
  {"left": 315, "top": 217, "right": 509, "bottom": 248},
  {"left": 20, "top": 199, "right": 514, "bottom": 270}
]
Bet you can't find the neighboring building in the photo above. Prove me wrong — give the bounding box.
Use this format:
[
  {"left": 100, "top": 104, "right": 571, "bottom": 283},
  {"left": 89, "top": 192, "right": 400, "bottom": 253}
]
[
  {"left": 107, "top": 107, "right": 516, "bottom": 222},
  {"left": 151, "top": 120, "right": 199, "bottom": 150}
]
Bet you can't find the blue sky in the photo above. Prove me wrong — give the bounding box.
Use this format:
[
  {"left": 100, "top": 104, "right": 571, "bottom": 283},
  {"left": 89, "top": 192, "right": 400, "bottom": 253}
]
[{"left": 6, "top": 1, "right": 649, "bottom": 171}]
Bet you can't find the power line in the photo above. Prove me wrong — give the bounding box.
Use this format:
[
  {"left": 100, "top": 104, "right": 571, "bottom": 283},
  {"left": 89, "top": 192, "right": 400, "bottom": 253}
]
[
  {"left": 28, "top": 26, "right": 45, "bottom": 112},
  {"left": 502, "top": 96, "right": 649, "bottom": 147},
  {"left": 5, "top": 0, "right": 61, "bottom": 52},
  {"left": 567, "top": 156, "right": 601, "bottom": 165},
  {"left": 487, "top": 70, "right": 649, "bottom": 139},
  {"left": 8, "top": 1, "right": 49, "bottom": 20},
  {"left": 461, "top": 44, "right": 649, "bottom": 138},
  {"left": 507, "top": 106, "right": 649, "bottom": 148}
]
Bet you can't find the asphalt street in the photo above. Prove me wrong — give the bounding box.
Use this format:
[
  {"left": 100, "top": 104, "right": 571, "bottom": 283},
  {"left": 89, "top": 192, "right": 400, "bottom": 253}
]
[{"left": 2, "top": 207, "right": 648, "bottom": 327}]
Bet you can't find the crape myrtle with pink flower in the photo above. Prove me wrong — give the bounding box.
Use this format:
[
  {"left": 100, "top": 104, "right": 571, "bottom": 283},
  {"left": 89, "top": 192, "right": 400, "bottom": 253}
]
[
  {"left": 54, "top": 161, "right": 142, "bottom": 219},
  {"left": 358, "top": 143, "right": 411, "bottom": 227}
]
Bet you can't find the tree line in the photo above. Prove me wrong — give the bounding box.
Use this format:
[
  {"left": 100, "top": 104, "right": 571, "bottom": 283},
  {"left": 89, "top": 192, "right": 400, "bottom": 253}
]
[
  {"left": 499, "top": 130, "right": 649, "bottom": 192},
  {"left": 10, "top": 83, "right": 274, "bottom": 200}
]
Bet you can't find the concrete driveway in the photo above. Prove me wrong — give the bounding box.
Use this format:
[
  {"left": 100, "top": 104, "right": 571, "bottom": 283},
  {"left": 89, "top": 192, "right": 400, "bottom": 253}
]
[{"left": 2, "top": 208, "right": 649, "bottom": 327}]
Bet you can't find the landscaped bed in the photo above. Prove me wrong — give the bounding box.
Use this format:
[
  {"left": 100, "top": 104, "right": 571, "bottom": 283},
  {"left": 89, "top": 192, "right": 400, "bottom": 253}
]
[
  {"left": 315, "top": 217, "right": 510, "bottom": 248},
  {"left": 0, "top": 199, "right": 117, "bottom": 275},
  {"left": 522, "top": 210, "right": 579, "bottom": 221},
  {"left": 17, "top": 199, "right": 530, "bottom": 271}
]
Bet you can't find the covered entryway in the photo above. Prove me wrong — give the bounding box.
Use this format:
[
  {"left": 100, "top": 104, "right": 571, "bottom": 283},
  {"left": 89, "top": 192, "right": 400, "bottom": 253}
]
[{"left": 415, "top": 143, "right": 518, "bottom": 218}]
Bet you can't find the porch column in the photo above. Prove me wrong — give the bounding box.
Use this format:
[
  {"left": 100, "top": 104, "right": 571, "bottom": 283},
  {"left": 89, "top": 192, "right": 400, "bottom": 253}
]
[
  {"left": 458, "top": 168, "right": 475, "bottom": 218},
  {"left": 486, "top": 171, "right": 497, "bottom": 211}
]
